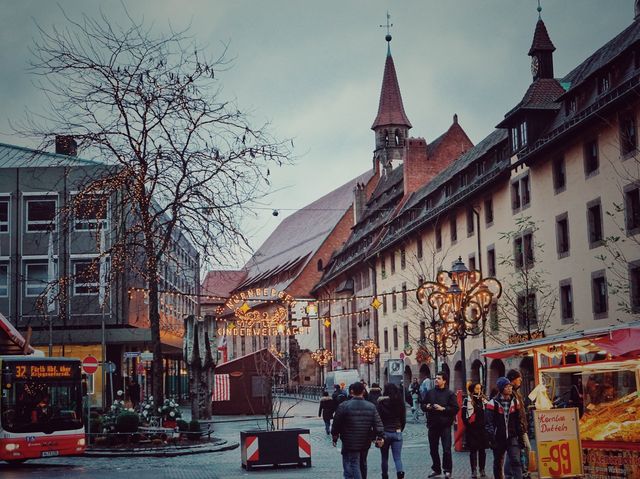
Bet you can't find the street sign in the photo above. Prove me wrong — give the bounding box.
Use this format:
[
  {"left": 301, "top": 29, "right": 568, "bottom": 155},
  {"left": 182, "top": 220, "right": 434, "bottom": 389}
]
[
  {"left": 82, "top": 355, "right": 99, "bottom": 375},
  {"left": 123, "top": 351, "right": 140, "bottom": 359},
  {"left": 140, "top": 351, "right": 154, "bottom": 361},
  {"left": 104, "top": 361, "right": 116, "bottom": 374}
]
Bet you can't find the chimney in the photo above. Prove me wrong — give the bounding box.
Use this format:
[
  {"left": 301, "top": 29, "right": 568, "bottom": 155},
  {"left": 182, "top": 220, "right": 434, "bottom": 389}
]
[
  {"left": 403, "top": 137, "right": 429, "bottom": 196},
  {"left": 55, "top": 135, "right": 77, "bottom": 156},
  {"left": 353, "top": 183, "right": 366, "bottom": 225}
]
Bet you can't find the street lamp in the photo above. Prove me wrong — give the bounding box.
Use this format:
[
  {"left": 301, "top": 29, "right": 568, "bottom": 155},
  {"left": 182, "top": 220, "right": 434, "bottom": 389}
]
[
  {"left": 417, "top": 256, "right": 502, "bottom": 391},
  {"left": 311, "top": 348, "right": 333, "bottom": 388},
  {"left": 354, "top": 338, "right": 380, "bottom": 383}
]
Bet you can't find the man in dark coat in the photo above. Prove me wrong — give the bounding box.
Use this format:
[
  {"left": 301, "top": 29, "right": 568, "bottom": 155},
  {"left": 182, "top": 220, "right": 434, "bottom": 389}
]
[
  {"left": 332, "top": 381, "right": 385, "bottom": 479},
  {"left": 485, "top": 377, "right": 523, "bottom": 479},
  {"left": 319, "top": 390, "right": 336, "bottom": 434},
  {"left": 423, "top": 371, "right": 459, "bottom": 479}
]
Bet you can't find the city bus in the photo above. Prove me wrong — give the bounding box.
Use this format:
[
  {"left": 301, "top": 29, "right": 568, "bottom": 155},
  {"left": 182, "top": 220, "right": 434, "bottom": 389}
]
[{"left": 0, "top": 356, "right": 86, "bottom": 463}]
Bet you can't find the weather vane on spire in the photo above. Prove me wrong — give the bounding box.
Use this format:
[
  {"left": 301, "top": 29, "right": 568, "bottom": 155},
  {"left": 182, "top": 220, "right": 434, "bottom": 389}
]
[
  {"left": 537, "top": 0, "right": 542, "bottom": 19},
  {"left": 380, "top": 11, "right": 393, "bottom": 42}
]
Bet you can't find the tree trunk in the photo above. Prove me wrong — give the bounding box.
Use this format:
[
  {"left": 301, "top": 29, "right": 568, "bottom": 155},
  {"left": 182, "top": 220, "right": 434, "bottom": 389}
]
[{"left": 146, "top": 246, "right": 164, "bottom": 407}]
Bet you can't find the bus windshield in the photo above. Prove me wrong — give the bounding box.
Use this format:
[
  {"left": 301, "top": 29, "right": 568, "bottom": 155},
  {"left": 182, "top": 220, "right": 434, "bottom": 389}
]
[{"left": 1, "top": 362, "right": 83, "bottom": 434}]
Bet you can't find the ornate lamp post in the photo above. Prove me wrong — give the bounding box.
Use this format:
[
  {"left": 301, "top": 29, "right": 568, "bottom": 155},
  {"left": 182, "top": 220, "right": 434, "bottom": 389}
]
[
  {"left": 354, "top": 338, "right": 380, "bottom": 383},
  {"left": 311, "top": 348, "right": 333, "bottom": 387},
  {"left": 417, "top": 256, "right": 501, "bottom": 391}
]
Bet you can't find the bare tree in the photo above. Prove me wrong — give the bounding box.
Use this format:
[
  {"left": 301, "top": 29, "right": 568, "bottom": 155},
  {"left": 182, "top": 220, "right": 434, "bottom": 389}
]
[
  {"left": 23, "top": 9, "right": 291, "bottom": 405},
  {"left": 493, "top": 216, "right": 559, "bottom": 345}
]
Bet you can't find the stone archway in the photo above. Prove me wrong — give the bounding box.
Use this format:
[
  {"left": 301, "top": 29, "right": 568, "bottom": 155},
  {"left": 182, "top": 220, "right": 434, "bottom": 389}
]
[
  {"left": 470, "top": 359, "right": 483, "bottom": 387},
  {"left": 404, "top": 365, "right": 412, "bottom": 387},
  {"left": 419, "top": 364, "right": 431, "bottom": 380},
  {"left": 489, "top": 359, "right": 505, "bottom": 395},
  {"left": 453, "top": 360, "right": 464, "bottom": 392}
]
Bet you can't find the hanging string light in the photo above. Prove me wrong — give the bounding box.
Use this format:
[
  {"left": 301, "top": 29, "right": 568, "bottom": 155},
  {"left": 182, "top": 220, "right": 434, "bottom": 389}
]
[
  {"left": 354, "top": 338, "right": 380, "bottom": 364},
  {"left": 311, "top": 348, "right": 333, "bottom": 366}
]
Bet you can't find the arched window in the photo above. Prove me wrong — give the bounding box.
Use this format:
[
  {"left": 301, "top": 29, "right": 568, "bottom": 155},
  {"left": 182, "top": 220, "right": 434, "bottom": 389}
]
[
  {"left": 384, "top": 130, "right": 389, "bottom": 146},
  {"left": 317, "top": 259, "right": 323, "bottom": 271},
  {"left": 394, "top": 129, "right": 401, "bottom": 146}
]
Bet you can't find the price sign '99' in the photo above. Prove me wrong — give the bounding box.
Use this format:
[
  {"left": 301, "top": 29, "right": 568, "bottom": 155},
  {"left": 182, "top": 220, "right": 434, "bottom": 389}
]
[
  {"left": 534, "top": 408, "right": 583, "bottom": 478},
  {"left": 538, "top": 439, "right": 582, "bottom": 477}
]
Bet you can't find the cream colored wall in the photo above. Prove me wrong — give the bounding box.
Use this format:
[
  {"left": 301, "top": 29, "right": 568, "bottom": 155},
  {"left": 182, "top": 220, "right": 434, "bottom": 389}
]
[{"left": 375, "top": 105, "right": 639, "bottom": 380}]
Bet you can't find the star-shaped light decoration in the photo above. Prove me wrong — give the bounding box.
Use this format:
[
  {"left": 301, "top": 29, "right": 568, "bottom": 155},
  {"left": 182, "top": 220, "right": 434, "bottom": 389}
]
[
  {"left": 370, "top": 297, "right": 382, "bottom": 310},
  {"left": 323, "top": 318, "right": 331, "bottom": 328},
  {"left": 239, "top": 302, "right": 251, "bottom": 314}
]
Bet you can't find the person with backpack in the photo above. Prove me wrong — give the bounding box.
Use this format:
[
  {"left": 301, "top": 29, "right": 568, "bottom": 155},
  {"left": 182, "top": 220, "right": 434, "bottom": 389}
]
[
  {"left": 485, "top": 377, "right": 524, "bottom": 479},
  {"left": 423, "top": 371, "right": 459, "bottom": 479},
  {"left": 367, "top": 383, "right": 382, "bottom": 405},
  {"left": 319, "top": 390, "right": 337, "bottom": 434},
  {"left": 376, "top": 383, "right": 406, "bottom": 479},
  {"left": 463, "top": 382, "right": 489, "bottom": 478}
]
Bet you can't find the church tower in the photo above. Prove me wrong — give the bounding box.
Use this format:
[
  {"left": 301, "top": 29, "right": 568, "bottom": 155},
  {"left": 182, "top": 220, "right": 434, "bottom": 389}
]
[
  {"left": 528, "top": 6, "right": 556, "bottom": 81},
  {"left": 371, "top": 21, "right": 412, "bottom": 173}
]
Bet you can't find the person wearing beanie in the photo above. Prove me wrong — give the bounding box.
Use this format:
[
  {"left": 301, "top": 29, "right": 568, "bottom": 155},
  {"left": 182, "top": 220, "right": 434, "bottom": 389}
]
[
  {"left": 504, "top": 369, "right": 530, "bottom": 478},
  {"left": 485, "top": 377, "right": 523, "bottom": 479},
  {"left": 423, "top": 371, "right": 459, "bottom": 479}
]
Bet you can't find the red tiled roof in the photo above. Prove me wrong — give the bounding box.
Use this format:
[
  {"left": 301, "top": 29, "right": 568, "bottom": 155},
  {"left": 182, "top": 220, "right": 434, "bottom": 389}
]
[
  {"left": 201, "top": 270, "right": 247, "bottom": 304},
  {"left": 371, "top": 53, "right": 412, "bottom": 129},
  {"left": 529, "top": 18, "right": 556, "bottom": 55},
  {"left": 519, "top": 78, "right": 565, "bottom": 108}
]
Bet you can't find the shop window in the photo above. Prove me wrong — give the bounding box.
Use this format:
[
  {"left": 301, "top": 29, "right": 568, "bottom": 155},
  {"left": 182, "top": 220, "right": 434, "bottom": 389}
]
[
  {"left": 484, "top": 198, "right": 493, "bottom": 225},
  {"left": 625, "top": 184, "right": 640, "bottom": 234},
  {"left": 74, "top": 194, "right": 108, "bottom": 231},
  {"left": 591, "top": 270, "right": 608, "bottom": 319},
  {"left": 393, "top": 326, "right": 399, "bottom": 350},
  {"left": 74, "top": 260, "right": 100, "bottom": 295},
  {"left": 25, "top": 263, "right": 48, "bottom": 297},
  {"left": 552, "top": 156, "right": 566, "bottom": 193},
  {"left": 560, "top": 279, "right": 573, "bottom": 324},
  {"left": 556, "top": 213, "right": 570, "bottom": 258},
  {"left": 0, "top": 200, "right": 8, "bottom": 232},
  {"left": 584, "top": 139, "right": 599, "bottom": 177},
  {"left": 26, "top": 199, "right": 56, "bottom": 232},
  {"left": 620, "top": 111, "right": 637, "bottom": 157},
  {"left": 587, "top": 198, "right": 604, "bottom": 248}
]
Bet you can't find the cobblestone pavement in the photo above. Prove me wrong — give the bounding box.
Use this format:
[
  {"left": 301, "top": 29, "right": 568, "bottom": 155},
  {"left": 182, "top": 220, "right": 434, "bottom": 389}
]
[{"left": 0, "top": 399, "right": 524, "bottom": 479}]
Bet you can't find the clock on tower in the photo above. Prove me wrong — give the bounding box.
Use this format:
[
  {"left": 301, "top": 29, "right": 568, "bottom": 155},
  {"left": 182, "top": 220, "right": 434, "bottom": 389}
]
[{"left": 531, "top": 56, "right": 540, "bottom": 78}]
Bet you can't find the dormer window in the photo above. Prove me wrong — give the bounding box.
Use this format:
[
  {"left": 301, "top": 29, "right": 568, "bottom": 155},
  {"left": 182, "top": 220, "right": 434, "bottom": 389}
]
[
  {"left": 460, "top": 173, "right": 468, "bottom": 188},
  {"left": 566, "top": 96, "right": 577, "bottom": 115},
  {"left": 444, "top": 184, "right": 452, "bottom": 198},
  {"left": 598, "top": 73, "right": 611, "bottom": 95},
  {"left": 511, "top": 121, "right": 528, "bottom": 152},
  {"left": 477, "top": 160, "right": 486, "bottom": 176}
]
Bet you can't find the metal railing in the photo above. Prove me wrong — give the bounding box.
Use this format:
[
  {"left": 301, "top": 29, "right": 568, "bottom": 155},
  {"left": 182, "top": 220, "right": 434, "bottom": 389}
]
[{"left": 272, "top": 385, "right": 323, "bottom": 401}]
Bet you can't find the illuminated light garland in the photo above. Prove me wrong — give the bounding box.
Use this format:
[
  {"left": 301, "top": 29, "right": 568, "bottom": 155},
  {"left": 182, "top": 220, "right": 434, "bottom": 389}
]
[
  {"left": 311, "top": 348, "right": 332, "bottom": 366},
  {"left": 354, "top": 338, "right": 380, "bottom": 364}
]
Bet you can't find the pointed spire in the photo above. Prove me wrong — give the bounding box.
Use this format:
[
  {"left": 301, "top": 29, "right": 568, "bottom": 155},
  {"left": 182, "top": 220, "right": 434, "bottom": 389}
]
[
  {"left": 528, "top": 17, "right": 556, "bottom": 56},
  {"left": 371, "top": 29, "right": 412, "bottom": 130}
]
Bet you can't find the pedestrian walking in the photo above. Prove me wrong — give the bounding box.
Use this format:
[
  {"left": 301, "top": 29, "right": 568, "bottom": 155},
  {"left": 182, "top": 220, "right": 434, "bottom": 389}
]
[
  {"left": 319, "top": 390, "right": 336, "bottom": 434},
  {"left": 332, "top": 381, "right": 385, "bottom": 479},
  {"left": 504, "top": 369, "right": 530, "bottom": 478},
  {"left": 367, "top": 383, "right": 382, "bottom": 405},
  {"left": 462, "top": 382, "right": 489, "bottom": 478},
  {"left": 423, "top": 371, "right": 459, "bottom": 478},
  {"left": 376, "top": 383, "right": 406, "bottom": 479},
  {"left": 333, "top": 383, "right": 348, "bottom": 405},
  {"left": 485, "top": 377, "right": 523, "bottom": 479}
]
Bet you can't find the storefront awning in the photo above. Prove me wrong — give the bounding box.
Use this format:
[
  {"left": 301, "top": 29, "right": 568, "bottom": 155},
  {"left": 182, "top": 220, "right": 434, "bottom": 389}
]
[{"left": 482, "top": 322, "right": 640, "bottom": 360}]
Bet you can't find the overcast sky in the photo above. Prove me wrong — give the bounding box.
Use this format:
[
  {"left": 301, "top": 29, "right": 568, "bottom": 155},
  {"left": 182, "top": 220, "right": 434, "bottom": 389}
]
[{"left": 0, "top": 1, "right": 633, "bottom": 267}]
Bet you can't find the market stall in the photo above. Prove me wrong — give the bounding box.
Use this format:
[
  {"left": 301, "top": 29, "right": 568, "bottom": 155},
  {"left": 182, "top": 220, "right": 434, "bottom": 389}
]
[{"left": 484, "top": 322, "right": 640, "bottom": 479}]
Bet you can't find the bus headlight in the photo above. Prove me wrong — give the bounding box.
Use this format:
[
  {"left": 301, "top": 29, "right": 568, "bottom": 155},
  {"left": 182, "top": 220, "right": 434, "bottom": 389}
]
[
  {"left": 77, "top": 438, "right": 86, "bottom": 446},
  {"left": 5, "top": 443, "right": 19, "bottom": 451}
]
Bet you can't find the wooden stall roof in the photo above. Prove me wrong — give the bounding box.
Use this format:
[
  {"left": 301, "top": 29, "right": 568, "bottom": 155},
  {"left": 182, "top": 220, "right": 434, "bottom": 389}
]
[{"left": 0, "top": 313, "right": 36, "bottom": 355}]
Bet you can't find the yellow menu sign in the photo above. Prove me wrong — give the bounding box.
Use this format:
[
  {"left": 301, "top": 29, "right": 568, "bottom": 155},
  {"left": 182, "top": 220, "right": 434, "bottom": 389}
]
[{"left": 533, "top": 408, "right": 584, "bottom": 478}]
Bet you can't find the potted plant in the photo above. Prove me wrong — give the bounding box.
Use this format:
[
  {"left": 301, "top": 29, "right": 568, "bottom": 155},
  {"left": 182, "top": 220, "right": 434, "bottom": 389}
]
[{"left": 159, "top": 398, "right": 181, "bottom": 428}]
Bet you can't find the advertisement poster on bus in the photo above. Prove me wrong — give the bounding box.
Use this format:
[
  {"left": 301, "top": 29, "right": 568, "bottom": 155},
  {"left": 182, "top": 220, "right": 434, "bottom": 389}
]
[{"left": 533, "top": 407, "right": 584, "bottom": 478}]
